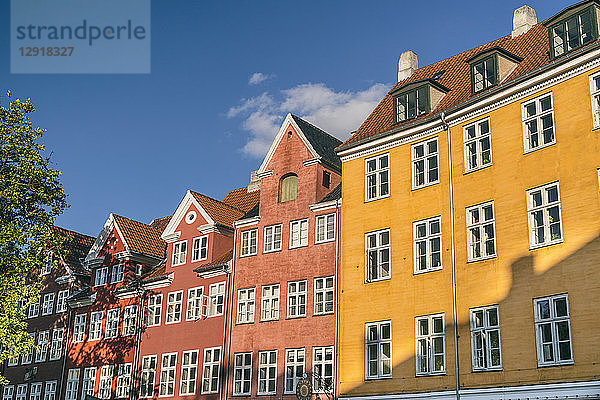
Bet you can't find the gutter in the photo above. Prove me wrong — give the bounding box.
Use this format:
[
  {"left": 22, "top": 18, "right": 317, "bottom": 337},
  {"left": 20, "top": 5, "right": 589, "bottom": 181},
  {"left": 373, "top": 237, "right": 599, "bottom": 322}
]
[
  {"left": 222, "top": 231, "right": 238, "bottom": 400},
  {"left": 58, "top": 305, "right": 73, "bottom": 400}
]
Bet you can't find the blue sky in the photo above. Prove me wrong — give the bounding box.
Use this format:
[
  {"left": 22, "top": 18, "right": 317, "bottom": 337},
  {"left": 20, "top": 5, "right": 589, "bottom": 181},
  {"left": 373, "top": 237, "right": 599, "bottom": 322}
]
[{"left": 1, "top": 0, "right": 567, "bottom": 237}]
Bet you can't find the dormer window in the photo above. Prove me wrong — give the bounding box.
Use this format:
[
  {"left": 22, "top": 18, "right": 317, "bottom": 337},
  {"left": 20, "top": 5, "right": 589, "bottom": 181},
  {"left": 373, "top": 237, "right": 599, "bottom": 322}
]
[
  {"left": 392, "top": 80, "right": 449, "bottom": 124},
  {"left": 467, "top": 48, "right": 522, "bottom": 94},
  {"left": 546, "top": 3, "right": 599, "bottom": 59},
  {"left": 472, "top": 56, "right": 497, "bottom": 93}
]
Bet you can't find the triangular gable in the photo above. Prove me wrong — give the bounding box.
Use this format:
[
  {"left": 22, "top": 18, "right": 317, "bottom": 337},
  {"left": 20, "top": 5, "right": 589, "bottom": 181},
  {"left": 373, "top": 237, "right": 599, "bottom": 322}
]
[
  {"left": 84, "top": 213, "right": 130, "bottom": 264},
  {"left": 161, "top": 190, "right": 216, "bottom": 241}
]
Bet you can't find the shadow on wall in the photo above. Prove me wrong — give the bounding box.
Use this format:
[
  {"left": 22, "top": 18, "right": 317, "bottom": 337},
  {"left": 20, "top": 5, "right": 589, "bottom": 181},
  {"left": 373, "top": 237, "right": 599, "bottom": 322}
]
[{"left": 341, "top": 234, "right": 600, "bottom": 397}]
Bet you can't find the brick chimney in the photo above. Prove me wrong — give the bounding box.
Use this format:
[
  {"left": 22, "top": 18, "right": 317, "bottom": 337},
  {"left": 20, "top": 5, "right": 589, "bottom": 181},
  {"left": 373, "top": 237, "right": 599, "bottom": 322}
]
[
  {"left": 512, "top": 5, "right": 537, "bottom": 38},
  {"left": 398, "top": 50, "right": 418, "bottom": 82}
]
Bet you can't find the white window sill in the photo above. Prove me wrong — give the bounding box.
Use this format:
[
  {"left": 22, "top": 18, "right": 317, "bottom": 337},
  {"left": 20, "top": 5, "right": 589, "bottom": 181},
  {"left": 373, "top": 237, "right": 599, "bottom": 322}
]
[
  {"left": 191, "top": 257, "right": 208, "bottom": 263},
  {"left": 523, "top": 141, "right": 556, "bottom": 155},
  {"left": 257, "top": 393, "right": 276, "bottom": 396},
  {"left": 413, "top": 266, "right": 443, "bottom": 275},
  {"left": 263, "top": 248, "right": 282, "bottom": 254},
  {"left": 412, "top": 181, "right": 440, "bottom": 191},
  {"left": 313, "top": 312, "right": 334, "bottom": 317},
  {"left": 289, "top": 244, "right": 308, "bottom": 250},
  {"left": 365, "top": 375, "right": 392, "bottom": 381},
  {"left": 315, "top": 238, "right": 335, "bottom": 245},
  {"left": 239, "top": 253, "right": 257, "bottom": 258},
  {"left": 416, "top": 371, "right": 446, "bottom": 377},
  {"left": 365, "top": 194, "right": 390, "bottom": 203},
  {"left": 464, "top": 163, "right": 492, "bottom": 175},
  {"left": 529, "top": 239, "right": 564, "bottom": 251},
  {"left": 467, "top": 254, "right": 497, "bottom": 264},
  {"left": 364, "top": 276, "right": 391, "bottom": 284},
  {"left": 471, "top": 367, "right": 502, "bottom": 373},
  {"left": 537, "top": 360, "right": 574, "bottom": 368}
]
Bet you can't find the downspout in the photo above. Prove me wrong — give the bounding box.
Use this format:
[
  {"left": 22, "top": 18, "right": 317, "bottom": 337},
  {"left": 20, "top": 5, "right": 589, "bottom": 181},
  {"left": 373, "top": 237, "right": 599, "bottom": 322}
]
[
  {"left": 131, "top": 285, "right": 146, "bottom": 400},
  {"left": 441, "top": 112, "right": 460, "bottom": 400},
  {"left": 58, "top": 302, "right": 74, "bottom": 400},
  {"left": 222, "top": 230, "right": 238, "bottom": 400},
  {"left": 334, "top": 198, "right": 341, "bottom": 400}
]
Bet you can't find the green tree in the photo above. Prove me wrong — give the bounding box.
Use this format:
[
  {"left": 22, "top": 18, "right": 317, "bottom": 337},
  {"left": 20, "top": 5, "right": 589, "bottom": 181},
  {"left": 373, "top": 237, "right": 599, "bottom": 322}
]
[{"left": 0, "top": 91, "right": 67, "bottom": 384}]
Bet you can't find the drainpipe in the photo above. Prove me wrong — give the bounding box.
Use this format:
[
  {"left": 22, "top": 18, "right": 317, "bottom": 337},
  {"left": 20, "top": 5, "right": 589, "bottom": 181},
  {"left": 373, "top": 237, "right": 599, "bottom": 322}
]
[
  {"left": 441, "top": 112, "right": 460, "bottom": 400},
  {"left": 58, "top": 301, "right": 74, "bottom": 400},
  {"left": 131, "top": 285, "right": 146, "bottom": 400},
  {"left": 334, "top": 198, "right": 341, "bottom": 400},
  {"left": 222, "top": 230, "right": 238, "bottom": 400}
]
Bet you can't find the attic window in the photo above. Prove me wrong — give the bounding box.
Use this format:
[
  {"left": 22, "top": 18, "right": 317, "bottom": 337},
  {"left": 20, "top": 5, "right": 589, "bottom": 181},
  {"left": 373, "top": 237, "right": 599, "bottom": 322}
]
[
  {"left": 549, "top": 5, "right": 597, "bottom": 59},
  {"left": 467, "top": 48, "right": 522, "bottom": 94},
  {"left": 322, "top": 171, "right": 331, "bottom": 188},
  {"left": 394, "top": 85, "right": 429, "bottom": 123},
  {"left": 280, "top": 174, "right": 298, "bottom": 202},
  {"left": 472, "top": 56, "right": 497, "bottom": 93}
]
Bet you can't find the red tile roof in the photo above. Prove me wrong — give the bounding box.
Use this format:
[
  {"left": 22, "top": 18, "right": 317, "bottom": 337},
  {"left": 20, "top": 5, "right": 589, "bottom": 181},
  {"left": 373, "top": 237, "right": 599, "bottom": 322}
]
[
  {"left": 193, "top": 249, "right": 233, "bottom": 274},
  {"left": 113, "top": 214, "right": 166, "bottom": 259},
  {"left": 340, "top": 13, "right": 598, "bottom": 149},
  {"left": 149, "top": 215, "right": 172, "bottom": 233},
  {"left": 222, "top": 187, "right": 260, "bottom": 213},
  {"left": 190, "top": 191, "right": 246, "bottom": 227},
  {"left": 51, "top": 226, "right": 95, "bottom": 273}
]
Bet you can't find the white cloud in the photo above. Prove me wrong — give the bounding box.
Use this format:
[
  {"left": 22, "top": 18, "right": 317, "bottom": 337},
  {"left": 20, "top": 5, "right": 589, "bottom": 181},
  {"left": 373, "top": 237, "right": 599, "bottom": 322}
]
[
  {"left": 248, "top": 72, "right": 272, "bottom": 85},
  {"left": 227, "top": 82, "right": 389, "bottom": 158}
]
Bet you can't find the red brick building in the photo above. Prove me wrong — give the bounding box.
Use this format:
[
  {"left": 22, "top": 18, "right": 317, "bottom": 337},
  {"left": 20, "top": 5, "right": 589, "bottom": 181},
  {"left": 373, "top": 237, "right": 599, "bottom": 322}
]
[{"left": 225, "top": 114, "right": 341, "bottom": 400}]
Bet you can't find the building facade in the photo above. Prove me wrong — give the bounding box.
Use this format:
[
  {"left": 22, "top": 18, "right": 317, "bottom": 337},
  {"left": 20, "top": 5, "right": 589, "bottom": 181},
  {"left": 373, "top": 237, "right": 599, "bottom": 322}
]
[{"left": 337, "top": 2, "right": 600, "bottom": 399}]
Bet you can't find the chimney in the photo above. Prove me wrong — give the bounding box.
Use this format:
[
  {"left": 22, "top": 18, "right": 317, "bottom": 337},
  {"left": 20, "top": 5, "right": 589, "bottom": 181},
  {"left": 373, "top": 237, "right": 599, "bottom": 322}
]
[
  {"left": 398, "top": 50, "right": 418, "bottom": 82},
  {"left": 247, "top": 170, "right": 261, "bottom": 192},
  {"left": 512, "top": 5, "right": 537, "bottom": 38}
]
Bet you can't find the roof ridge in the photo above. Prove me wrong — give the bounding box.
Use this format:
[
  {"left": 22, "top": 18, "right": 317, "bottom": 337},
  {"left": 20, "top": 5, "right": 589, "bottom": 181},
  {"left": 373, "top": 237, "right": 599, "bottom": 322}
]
[
  {"left": 52, "top": 225, "right": 95, "bottom": 240},
  {"left": 190, "top": 190, "right": 246, "bottom": 213},
  {"left": 113, "top": 213, "right": 162, "bottom": 233},
  {"left": 291, "top": 114, "right": 343, "bottom": 144}
]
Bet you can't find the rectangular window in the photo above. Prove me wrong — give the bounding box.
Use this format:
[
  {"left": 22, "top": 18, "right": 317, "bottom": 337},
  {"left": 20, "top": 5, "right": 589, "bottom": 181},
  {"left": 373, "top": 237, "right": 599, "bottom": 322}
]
[
  {"left": 65, "top": 369, "right": 80, "bottom": 400},
  {"left": 172, "top": 240, "right": 187, "bottom": 266},
  {"left": 414, "top": 216, "right": 442, "bottom": 273},
  {"left": 95, "top": 267, "right": 108, "bottom": 286},
  {"left": 534, "top": 294, "right": 573, "bottom": 366},
  {"left": 240, "top": 229, "right": 258, "bottom": 257},
  {"left": 166, "top": 290, "right": 183, "bottom": 324},
  {"left": 81, "top": 367, "right": 96, "bottom": 400},
  {"left": 365, "top": 154, "right": 389, "bottom": 201},
  {"left": 412, "top": 137, "right": 439, "bottom": 188},
  {"left": 115, "top": 363, "right": 131, "bottom": 399},
  {"left": 233, "top": 353, "right": 252, "bottom": 396},
  {"left": 289, "top": 219, "right": 308, "bottom": 248},
  {"left": 237, "top": 288, "right": 255, "bottom": 324},
  {"left": 192, "top": 236, "right": 209, "bottom": 261},
  {"left": 55, "top": 290, "right": 69, "bottom": 313},
  {"left": 287, "top": 280, "right": 307, "bottom": 318},
  {"left": 207, "top": 282, "right": 225, "bottom": 317},
  {"left": 111, "top": 263, "right": 125, "bottom": 284},
  {"left": 316, "top": 213, "right": 335, "bottom": 244},
  {"left": 365, "top": 321, "right": 391, "bottom": 379},
  {"left": 415, "top": 314, "right": 445, "bottom": 376},
  {"left": 261, "top": 284, "right": 280, "bottom": 321},
  {"left": 180, "top": 350, "right": 199, "bottom": 396},
  {"left": 313, "top": 346, "right": 334, "bottom": 392},
  {"left": 264, "top": 224, "right": 282, "bottom": 253},
  {"left": 202, "top": 347, "right": 221, "bottom": 394},
  {"left": 322, "top": 170, "right": 331, "bottom": 188},
  {"left": 522, "top": 93, "right": 555, "bottom": 152},
  {"left": 35, "top": 331, "right": 49, "bottom": 362},
  {"left": 366, "top": 229, "right": 390, "bottom": 282},
  {"left": 98, "top": 365, "right": 113, "bottom": 400},
  {"left": 314, "top": 276, "right": 334, "bottom": 315},
  {"left": 41, "top": 293, "right": 54, "bottom": 316},
  {"left": 105, "top": 308, "right": 120, "bottom": 338},
  {"left": 186, "top": 287, "right": 204, "bottom": 321},
  {"left": 258, "top": 350, "right": 277, "bottom": 395},
  {"left": 43, "top": 382, "right": 56, "bottom": 400},
  {"left": 15, "top": 385, "right": 27, "bottom": 400},
  {"left": 28, "top": 300, "right": 39, "bottom": 319},
  {"left": 550, "top": 7, "right": 596, "bottom": 58},
  {"left": 122, "top": 305, "right": 137, "bottom": 336},
  {"left": 590, "top": 72, "right": 600, "bottom": 128},
  {"left": 527, "top": 182, "right": 563, "bottom": 248},
  {"left": 41, "top": 252, "right": 52, "bottom": 276},
  {"left": 49, "top": 328, "right": 64, "bottom": 360},
  {"left": 139, "top": 355, "right": 156, "bottom": 398},
  {"left": 7, "top": 348, "right": 18, "bottom": 366},
  {"left": 471, "top": 56, "right": 497, "bottom": 93},
  {"left": 159, "top": 353, "right": 177, "bottom": 397},
  {"left": 464, "top": 118, "right": 492, "bottom": 172},
  {"left": 3, "top": 386, "right": 14, "bottom": 400},
  {"left": 22, "top": 332, "right": 35, "bottom": 364},
  {"left": 89, "top": 311, "right": 103, "bottom": 341},
  {"left": 29, "top": 383, "right": 42, "bottom": 400},
  {"left": 470, "top": 305, "right": 502, "bottom": 371},
  {"left": 284, "top": 348, "right": 304, "bottom": 394},
  {"left": 466, "top": 202, "right": 496, "bottom": 261},
  {"left": 394, "top": 85, "right": 428, "bottom": 122},
  {"left": 146, "top": 294, "right": 162, "bottom": 327}
]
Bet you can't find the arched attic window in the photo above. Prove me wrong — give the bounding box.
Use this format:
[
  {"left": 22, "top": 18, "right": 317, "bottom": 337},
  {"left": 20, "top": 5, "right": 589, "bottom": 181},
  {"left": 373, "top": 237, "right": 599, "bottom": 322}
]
[{"left": 280, "top": 174, "right": 298, "bottom": 202}]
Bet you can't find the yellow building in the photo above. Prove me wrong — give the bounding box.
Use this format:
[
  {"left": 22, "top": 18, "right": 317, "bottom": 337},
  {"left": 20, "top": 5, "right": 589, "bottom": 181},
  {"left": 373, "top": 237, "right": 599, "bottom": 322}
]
[{"left": 336, "top": 2, "right": 600, "bottom": 398}]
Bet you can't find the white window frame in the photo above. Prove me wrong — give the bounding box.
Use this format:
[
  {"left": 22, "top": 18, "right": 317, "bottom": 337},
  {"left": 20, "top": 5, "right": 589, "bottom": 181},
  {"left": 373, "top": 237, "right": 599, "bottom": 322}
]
[
  {"left": 192, "top": 236, "right": 209, "bottom": 262},
  {"left": 258, "top": 350, "right": 277, "bottom": 395},
  {"left": 365, "top": 321, "right": 392, "bottom": 380},
  {"left": 41, "top": 293, "right": 54, "bottom": 316},
  {"left": 534, "top": 293, "right": 573, "bottom": 367},
  {"left": 261, "top": 284, "right": 280, "bottom": 321},
  {"left": 111, "top": 263, "right": 125, "bottom": 284},
  {"left": 315, "top": 213, "right": 336, "bottom": 244},
  {"left": 180, "top": 350, "right": 199, "bottom": 396},
  {"left": 287, "top": 280, "right": 307, "bottom": 318},
  {"left": 65, "top": 369, "right": 80, "bottom": 400},
  {"left": 30, "top": 382, "right": 42, "bottom": 400},
  {"left": 413, "top": 216, "right": 442, "bottom": 273},
  {"left": 22, "top": 332, "right": 35, "bottom": 365},
  {"left": 365, "top": 229, "right": 390, "bottom": 282},
  {"left": 240, "top": 229, "right": 258, "bottom": 257},
  {"left": 139, "top": 355, "right": 156, "bottom": 398},
  {"left": 411, "top": 137, "right": 439, "bottom": 189},
  {"left": 115, "top": 363, "right": 132, "bottom": 399},
  {"left": 28, "top": 300, "right": 39, "bottom": 319},
  {"left": 237, "top": 288, "right": 255, "bottom": 324},
  {"left": 470, "top": 305, "right": 502, "bottom": 371},
  {"left": 463, "top": 117, "right": 492, "bottom": 172},
  {"left": 466, "top": 201, "right": 497, "bottom": 261},
  {"left": 289, "top": 219, "right": 309, "bottom": 249},
  {"left": 72, "top": 314, "right": 86, "bottom": 343},
  {"left": 98, "top": 365, "right": 113, "bottom": 400},
  {"left": 55, "top": 290, "right": 69, "bottom": 313},
  {"left": 49, "top": 328, "right": 64, "bottom": 361},
  {"left": 522, "top": 92, "right": 556, "bottom": 153},
  {"left": 172, "top": 240, "right": 187, "bottom": 266},
  {"left": 263, "top": 224, "right": 282, "bottom": 253},
  {"left": 590, "top": 72, "right": 600, "bottom": 128},
  {"left": 186, "top": 286, "right": 205, "bottom": 321},
  {"left": 201, "top": 347, "right": 221, "bottom": 394},
  {"left": 122, "top": 305, "right": 137, "bottom": 336},
  {"left": 35, "top": 330, "right": 49, "bottom": 363},
  {"left": 233, "top": 352, "right": 252, "bottom": 396},
  {"left": 207, "top": 282, "right": 225, "bottom": 317},
  {"left": 415, "top": 313, "right": 446, "bottom": 376},
  {"left": 365, "top": 153, "right": 390, "bottom": 201},
  {"left": 166, "top": 290, "right": 183, "bottom": 324},
  {"left": 41, "top": 252, "right": 52, "bottom": 276},
  {"left": 81, "top": 367, "right": 96, "bottom": 400},
  {"left": 43, "top": 381, "right": 56, "bottom": 400},
  {"left": 95, "top": 266, "right": 108, "bottom": 287},
  {"left": 314, "top": 276, "right": 334, "bottom": 315},
  {"left": 159, "top": 353, "right": 177, "bottom": 397},
  {"left": 526, "top": 182, "right": 564, "bottom": 249},
  {"left": 313, "top": 346, "right": 334, "bottom": 393},
  {"left": 105, "top": 308, "right": 120, "bottom": 339},
  {"left": 15, "top": 384, "right": 27, "bottom": 400},
  {"left": 284, "top": 348, "right": 305, "bottom": 394},
  {"left": 3, "top": 386, "right": 14, "bottom": 400},
  {"left": 146, "top": 294, "right": 162, "bottom": 327},
  {"left": 89, "top": 311, "right": 103, "bottom": 341}
]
